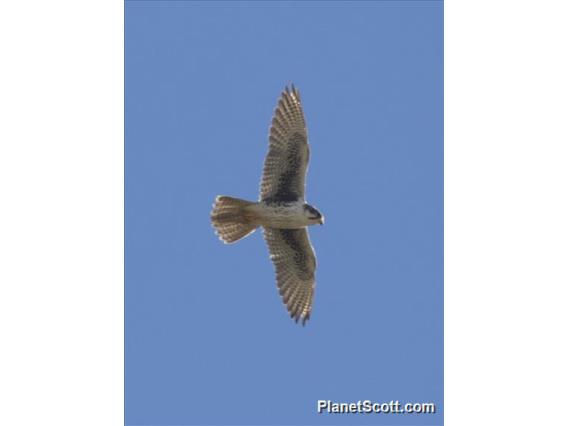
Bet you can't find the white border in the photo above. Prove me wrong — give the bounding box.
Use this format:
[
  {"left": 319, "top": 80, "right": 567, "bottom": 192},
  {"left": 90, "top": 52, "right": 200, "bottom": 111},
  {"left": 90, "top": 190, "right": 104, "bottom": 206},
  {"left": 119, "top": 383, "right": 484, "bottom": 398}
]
[
  {"left": 446, "top": 0, "right": 568, "bottom": 424},
  {"left": 0, "top": 1, "right": 123, "bottom": 425}
]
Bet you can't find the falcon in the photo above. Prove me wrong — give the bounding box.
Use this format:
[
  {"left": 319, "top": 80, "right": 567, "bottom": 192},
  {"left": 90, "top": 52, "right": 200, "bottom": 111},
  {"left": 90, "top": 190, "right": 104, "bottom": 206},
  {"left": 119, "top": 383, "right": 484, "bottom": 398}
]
[{"left": 211, "top": 85, "right": 324, "bottom": 325}]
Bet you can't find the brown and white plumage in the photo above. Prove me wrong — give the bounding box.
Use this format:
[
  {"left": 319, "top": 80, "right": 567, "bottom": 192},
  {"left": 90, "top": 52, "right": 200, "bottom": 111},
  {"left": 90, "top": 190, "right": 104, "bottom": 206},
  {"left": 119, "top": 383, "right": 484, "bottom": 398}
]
[
  {"left": 211, "top": 85, "right": 323, "bottom": 325},
  {"left": 260, "top": 85, "right": 310, "bottom": 203},
  {"left": 263, "top": 228, "right": 316, "bottom": 325}
]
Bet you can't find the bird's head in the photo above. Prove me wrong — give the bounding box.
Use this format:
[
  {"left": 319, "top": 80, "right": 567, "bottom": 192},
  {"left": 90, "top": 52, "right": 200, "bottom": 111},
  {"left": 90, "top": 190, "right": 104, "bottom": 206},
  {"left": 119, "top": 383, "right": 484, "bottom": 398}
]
[{"left": 303, "top": 203, "right": 324, "bottom": 225}]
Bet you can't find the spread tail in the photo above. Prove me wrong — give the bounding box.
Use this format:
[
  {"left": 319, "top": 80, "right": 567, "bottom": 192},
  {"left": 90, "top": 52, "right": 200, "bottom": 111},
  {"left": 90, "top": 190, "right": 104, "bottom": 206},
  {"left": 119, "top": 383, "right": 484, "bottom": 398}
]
[{"left": 211, "top": 196, "right": 258, "bottom": 244}]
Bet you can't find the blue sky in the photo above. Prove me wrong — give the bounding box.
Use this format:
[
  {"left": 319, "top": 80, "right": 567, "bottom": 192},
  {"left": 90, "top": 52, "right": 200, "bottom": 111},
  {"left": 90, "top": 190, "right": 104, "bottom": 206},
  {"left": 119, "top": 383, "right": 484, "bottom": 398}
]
[{"left": 125, "top": 1, "right": 443, "bottom": 425}]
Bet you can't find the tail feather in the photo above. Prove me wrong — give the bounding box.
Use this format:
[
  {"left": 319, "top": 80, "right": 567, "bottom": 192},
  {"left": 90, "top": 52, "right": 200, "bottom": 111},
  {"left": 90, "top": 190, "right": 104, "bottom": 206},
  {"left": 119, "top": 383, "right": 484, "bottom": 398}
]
[{"left": 211, "top": 196, "right": 258, "bottom": 244}]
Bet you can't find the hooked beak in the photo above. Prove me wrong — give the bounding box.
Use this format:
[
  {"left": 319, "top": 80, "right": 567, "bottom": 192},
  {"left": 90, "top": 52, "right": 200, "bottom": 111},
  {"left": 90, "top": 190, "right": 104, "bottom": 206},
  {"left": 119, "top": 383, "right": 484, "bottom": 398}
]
[{"left": 319, "top": 217, "right": 325, "bottom": 225}]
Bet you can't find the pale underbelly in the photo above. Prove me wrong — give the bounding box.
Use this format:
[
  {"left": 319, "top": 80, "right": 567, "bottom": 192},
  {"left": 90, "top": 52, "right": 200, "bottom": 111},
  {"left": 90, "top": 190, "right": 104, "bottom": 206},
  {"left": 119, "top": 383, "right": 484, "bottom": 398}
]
[
  {"left": 248, "top": 203, "right": 309, "bottom": 229},
  {"left": 259, "top": 216, "right": 309, "bottom": 229}
]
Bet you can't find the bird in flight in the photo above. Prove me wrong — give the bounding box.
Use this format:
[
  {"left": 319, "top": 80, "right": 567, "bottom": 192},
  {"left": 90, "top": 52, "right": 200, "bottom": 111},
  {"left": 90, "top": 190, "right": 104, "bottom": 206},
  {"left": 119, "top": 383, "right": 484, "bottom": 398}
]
[{"left": 211, "top": 85, "right": 324, "bottom": 325}]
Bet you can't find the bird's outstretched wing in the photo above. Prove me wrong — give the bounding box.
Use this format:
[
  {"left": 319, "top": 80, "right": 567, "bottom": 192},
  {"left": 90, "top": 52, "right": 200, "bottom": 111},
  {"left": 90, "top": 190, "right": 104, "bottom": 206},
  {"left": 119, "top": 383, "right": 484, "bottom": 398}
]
[
  {"left": 259, "top": 85, "right": 309, "bottom": 203},
  {"left": 263, "top": 227, "right": 316, "bottom": 325}
]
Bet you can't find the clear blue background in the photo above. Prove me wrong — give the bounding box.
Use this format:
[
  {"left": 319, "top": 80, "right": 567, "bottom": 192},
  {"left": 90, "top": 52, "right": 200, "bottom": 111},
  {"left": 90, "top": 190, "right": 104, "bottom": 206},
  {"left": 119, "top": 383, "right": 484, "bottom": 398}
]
[{"left": 125, "top": 1, "right": 443, "bottom": 425}]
